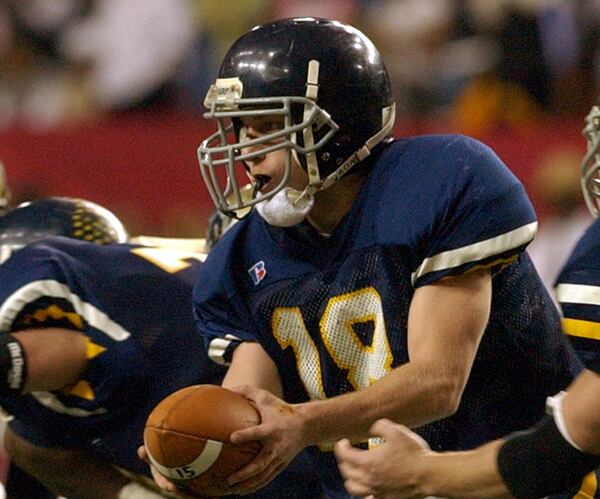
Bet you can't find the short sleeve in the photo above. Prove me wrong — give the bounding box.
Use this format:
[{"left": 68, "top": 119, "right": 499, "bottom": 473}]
[{"left": 403, "top": 136, "right": 537, "bottom": 287}]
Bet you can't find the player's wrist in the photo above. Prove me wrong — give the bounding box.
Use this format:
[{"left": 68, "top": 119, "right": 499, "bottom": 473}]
[
  {"left": 297, "top": 397, "right": 375, "bottom": 445},
  {"left": 411, "top": 450, "right": 442, "bottom": 497},
  {"left": 294, "top": 400, "right": 323, "bottom": 447}
]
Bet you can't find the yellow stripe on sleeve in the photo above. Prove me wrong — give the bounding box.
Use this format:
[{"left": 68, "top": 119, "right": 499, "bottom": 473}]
[
  {"left": 562, "top": 317, "right": 600, "bottom": 340},
  {"left": 574, "top": 471, "right": 597, "bottom": 499},
  {"left": 68, "top": 380, "right": 95, "bottom": 400},
  {"left": 85, "top": 337, "right": 106, "bottom": 359}
]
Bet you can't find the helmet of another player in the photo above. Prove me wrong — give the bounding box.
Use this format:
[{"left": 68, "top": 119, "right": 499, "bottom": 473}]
[
  {"left": 198, "top": 17, "right": 395, "bottom": 226},
  {"left": 0, "top": 197, "right": 128, "bottom": 260},
  {"left": 582, "top": 105, "right": 600, "bottom": 217}
]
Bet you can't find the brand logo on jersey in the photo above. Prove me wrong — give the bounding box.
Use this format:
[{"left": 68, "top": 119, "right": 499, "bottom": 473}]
[{"left": 248, "top": 261, "right": 266, "bottom": 285}]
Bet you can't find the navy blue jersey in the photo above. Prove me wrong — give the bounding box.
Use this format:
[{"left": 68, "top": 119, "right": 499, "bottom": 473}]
[
  {"left": 194, "top": 135, "right": 582, "bottom": 498},
  {"left": 556, "top": 217, "right": 600, "bottom": 371},
  {"left": 0, "top": 236, "right": 223, "bottom": 476},
  {"left": 553, "top": 218, "right": 600, "bottom": 499}
]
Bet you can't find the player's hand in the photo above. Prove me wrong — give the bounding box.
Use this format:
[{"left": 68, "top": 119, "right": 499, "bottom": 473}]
[
  {"left": 137, "top": 445, "right": 202, "bottom": 498},
  {"left": 334, "top": 418, "right": 432, "bottom": 499},
  {"left": 225, "top": 385, "right": 309, "bottom": 495}
]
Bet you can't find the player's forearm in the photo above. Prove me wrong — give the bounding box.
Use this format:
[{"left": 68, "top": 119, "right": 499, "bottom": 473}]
[
  {"left": 419, "top": 440, "right": 512, "bottom": 499},
  {"left": 563, "top": 369, "right": 600, "bottom": 454},
  {"left": 297, "top": 361, "right": 462, "bottom": 445},
  {"left": 303, "top": 266, "right": 487, "bottom": 445},
  {"left": 11, "top": 328, "right": 88, "bottom": 392},
  {"left": 223, "top": 341, "right": 284, "bottom": 398}
]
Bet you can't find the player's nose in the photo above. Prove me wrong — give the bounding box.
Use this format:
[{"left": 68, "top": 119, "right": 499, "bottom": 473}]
[{"left": 240, "top": 136, "right": 266, "bottom": 166}]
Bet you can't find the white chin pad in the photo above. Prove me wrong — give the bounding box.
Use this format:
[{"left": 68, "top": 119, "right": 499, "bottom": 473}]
[{"left": 256, "top": 188, "right": 314, "bottom": 227}]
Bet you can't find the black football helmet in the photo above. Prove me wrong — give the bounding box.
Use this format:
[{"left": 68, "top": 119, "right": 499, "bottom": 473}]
[
  {"left": 582, "top": 105, "right": 600, "bottom": 217},
  {"left": 0, "top": 197, "right": 128, "bottom": 259},
  {"left": 198, "top": 17, "right": 395, "bottom": 216}
]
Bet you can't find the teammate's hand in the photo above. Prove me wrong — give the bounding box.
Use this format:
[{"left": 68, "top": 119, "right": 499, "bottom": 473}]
[
  {"left": 334, "top": 418, "right": 432, "bottom": 499},
  {"left": 225, "top": 385, "right": 309, "bottom": 495}
]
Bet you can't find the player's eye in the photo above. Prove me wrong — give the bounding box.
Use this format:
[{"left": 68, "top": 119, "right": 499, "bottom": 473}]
[{"left": 241, "top": 117, "right": 284, "bottom": 135}]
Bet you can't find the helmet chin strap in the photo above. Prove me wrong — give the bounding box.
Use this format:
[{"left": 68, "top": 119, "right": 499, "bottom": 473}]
[{"left": 256, "top": 59, "right": 396, "bottom": 227}]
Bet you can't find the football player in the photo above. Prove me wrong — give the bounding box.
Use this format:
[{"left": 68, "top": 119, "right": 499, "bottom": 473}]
[
  {"left": 333, "top": 103, "right": 600, "bottom": 499},
  {"left": 142, "top": 17, "right": 583, "bottom": 499},
  {"left": 0, "top": 197, "right": 321, "bottom": 498}
]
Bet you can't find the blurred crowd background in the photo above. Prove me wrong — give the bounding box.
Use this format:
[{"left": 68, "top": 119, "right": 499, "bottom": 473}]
[
  {"left": 2, "top": 0, "right": 598, "bottom": 128},
  {"left": 1, "top": 0, "right": 599, "bottom": 291}
]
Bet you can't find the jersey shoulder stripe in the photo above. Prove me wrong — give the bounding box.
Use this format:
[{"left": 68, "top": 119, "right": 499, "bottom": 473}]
[
  {"left": 0, "top": 279, "right": 131, "bottom": 341},
  {"left": 411, "top": 222, "right": 537, "bottom": 284},
  {"left": 556, "top": 283, "right": 600, "bottom": 307}
]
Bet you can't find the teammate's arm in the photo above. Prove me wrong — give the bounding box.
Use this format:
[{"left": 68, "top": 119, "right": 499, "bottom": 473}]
[
  {"left": 335, "top": 369, "right": 600, "bottom": 499},
  {"left": 4, "top": 427, "right": 162, "bottom": 499},
  {"left": 335, "top": 419, "right": 509, "bottom": 499},
  {"left": 562, "top": 369, "right": 600, "bottom": 454},
  {"left": 2, "top": 329, "right": 88, "bottom": 393}
]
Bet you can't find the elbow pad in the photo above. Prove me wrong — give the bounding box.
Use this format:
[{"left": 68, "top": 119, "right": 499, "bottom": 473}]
[
  {"left": 0, "top": 334, "right": 27, "bottom": 393},
  {"left": 498, "top": 410, "right": 600, "bottom": 498}
]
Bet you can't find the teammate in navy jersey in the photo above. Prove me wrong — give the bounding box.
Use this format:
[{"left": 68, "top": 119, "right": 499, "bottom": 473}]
[
  {"left": 0, "top": 197, "right": 321, "bottom": 498},
  {"left": 556, "top": 102, "right": 600, "bottom": 375},
  {"left": 0, "top": 163, "right": 51, "bottom": 499},
  {"left": 333, "top": 103, "right": 600, "bottom": 499},
  {"left": 142, "top": 17, "right": 582, "bottom": 499},
  {"left": 539, "top": 106, "right": 600, "bottom": 499},
  {"left": 0, "top": 196, "right": 215, "bottom": 498}
]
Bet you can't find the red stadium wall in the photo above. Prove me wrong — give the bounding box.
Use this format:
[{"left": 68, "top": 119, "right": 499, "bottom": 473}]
[{"left": 0, "top": 115, "right": 587, "bottom": 238}]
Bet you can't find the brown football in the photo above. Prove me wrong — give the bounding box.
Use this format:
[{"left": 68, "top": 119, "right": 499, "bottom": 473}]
[{"left": 144, "top": 385, "right": 261, "bottom": 497}]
